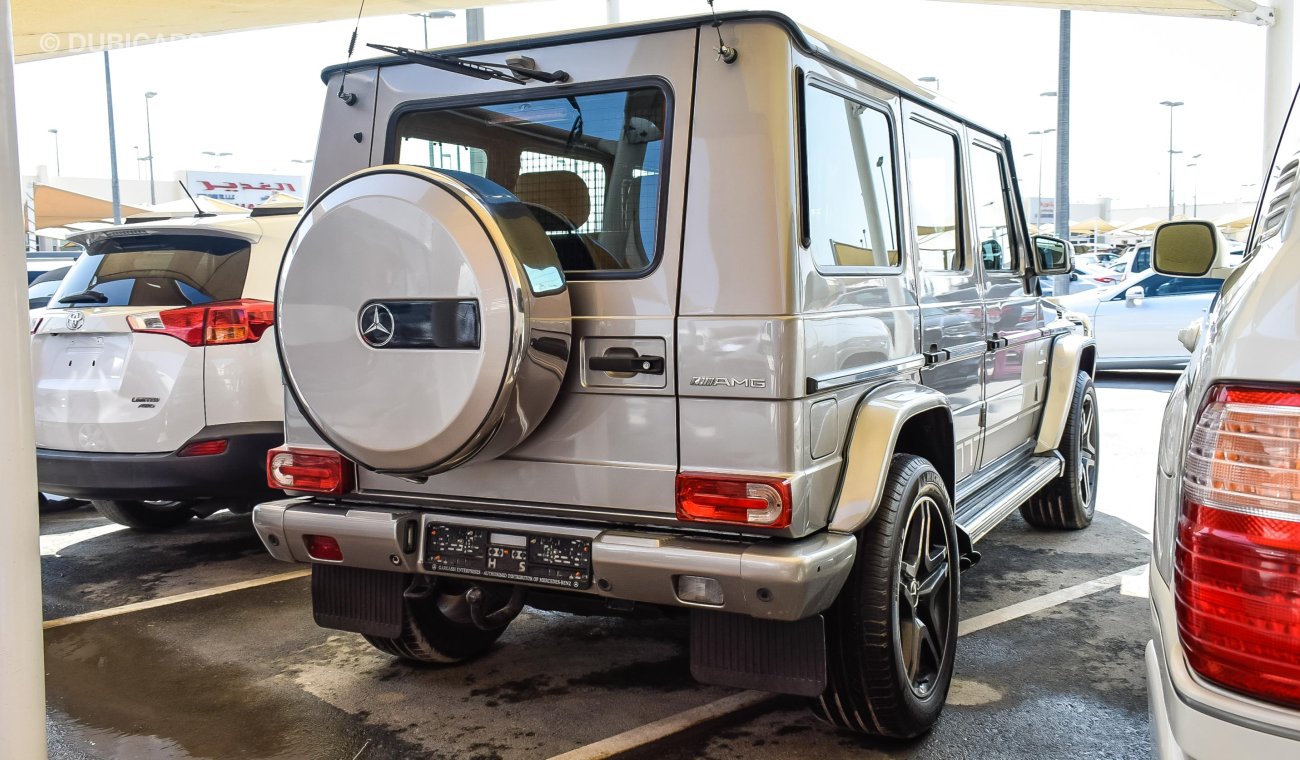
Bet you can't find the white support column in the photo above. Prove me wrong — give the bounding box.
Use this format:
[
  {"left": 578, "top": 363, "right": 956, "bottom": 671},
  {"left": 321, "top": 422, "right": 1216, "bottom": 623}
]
[
  {"left": 1265, "top": 0, "right": 1294, "bottom": 175},
  {"left": 607, "top": 0, "right": 621, "bottom": 24},
  {"left": 0, "top": 0, "right": 49, "bottom": 757}
]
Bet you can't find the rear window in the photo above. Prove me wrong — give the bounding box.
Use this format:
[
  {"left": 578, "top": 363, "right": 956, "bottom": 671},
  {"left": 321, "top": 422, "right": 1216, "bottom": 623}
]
[
  {"left": 392, "top": 85, "right": 669, "bottom": 276},
  {"left": 51, "top": 234, "right": 251, "bottom": 308}
]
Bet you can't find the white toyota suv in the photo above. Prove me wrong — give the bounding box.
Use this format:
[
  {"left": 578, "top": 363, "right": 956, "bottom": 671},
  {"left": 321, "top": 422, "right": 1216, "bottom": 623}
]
[
  {"left": 1146, "top": 96, "right": 1300, "bottom": 755},
  {"left": 31, "top": 207, "right": 299, "bottom": 530}
]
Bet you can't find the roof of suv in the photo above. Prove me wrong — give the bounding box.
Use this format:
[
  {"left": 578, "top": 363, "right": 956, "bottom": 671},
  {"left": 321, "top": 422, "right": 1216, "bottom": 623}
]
[{"left": 321, "top": 11, "right": 1002, "bottom": 140}]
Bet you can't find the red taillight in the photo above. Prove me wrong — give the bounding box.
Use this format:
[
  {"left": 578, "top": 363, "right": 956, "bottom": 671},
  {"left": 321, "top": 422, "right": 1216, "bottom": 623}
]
[
  {"left": 1175, "top": 384, "right": 1300, "bottom": 708},
  {"left": 178, "top": 439, "right": 229, "bottom": 457},
  {"left": 1095, "top": 277, "right": 1115, "bottom": 284},
  {"left": 128, "top": 299, "right": 274, "bottom": 347},
  {"left": 304, "top": 534, "right": 344, "bottom": 562},
  {"left": 676, "top": 473, "right": 792, "bottom": 528},
  {"left": 267, "top": 446, "right": 353, "bottom": 495}
]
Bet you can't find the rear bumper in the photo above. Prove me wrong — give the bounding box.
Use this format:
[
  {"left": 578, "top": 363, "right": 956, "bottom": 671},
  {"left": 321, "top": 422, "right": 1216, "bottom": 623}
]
[
  {"left": 252, "top": 498, "right": 858, "bottom": 621},
  {"left": 37, "top": 423, "right": 283, "bottom": 501}
]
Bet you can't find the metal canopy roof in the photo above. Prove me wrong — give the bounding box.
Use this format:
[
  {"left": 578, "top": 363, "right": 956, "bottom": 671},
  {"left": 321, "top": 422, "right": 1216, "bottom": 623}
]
[
  {"left": 10, "top": 0, "right": 529, "bottom": 61},
  {"left": 942, "top": 0, "right": 1275, "bottom": 25}
]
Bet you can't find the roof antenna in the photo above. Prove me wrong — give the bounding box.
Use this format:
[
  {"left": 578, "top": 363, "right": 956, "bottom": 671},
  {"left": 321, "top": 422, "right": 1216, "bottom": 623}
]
[
  {"left": 178, "top": 181, "right": 215, "bottom": 218},
  {"left": 707, "top": 0, "right": 738, "bottom": 64},
  {"left": 337, "top": 0, "right": 368, "bottom": 106}
]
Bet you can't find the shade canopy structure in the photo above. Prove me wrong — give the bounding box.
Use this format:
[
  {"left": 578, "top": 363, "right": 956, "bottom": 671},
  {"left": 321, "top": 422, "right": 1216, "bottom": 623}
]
[
  {"left": 11, "top": 0, "right": 530, "bottom": 61},
  {"left": 32, "top": 184, "right": 147, "bottom": 229},
  {"left": 941, "top": 0, "right": 1275, "bottom": 24},
  {"left": 1070, "top": 217, "right": 1117, "bottom": 233},
  {"left": 1214, "top": 211, "right": 1255, "bottom": 229}
]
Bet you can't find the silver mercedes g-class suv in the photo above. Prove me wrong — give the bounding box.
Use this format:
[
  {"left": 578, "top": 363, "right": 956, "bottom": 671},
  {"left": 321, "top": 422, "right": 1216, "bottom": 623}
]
[{"left": 253, "top": 12, "right": 1098, "bottom": 737}]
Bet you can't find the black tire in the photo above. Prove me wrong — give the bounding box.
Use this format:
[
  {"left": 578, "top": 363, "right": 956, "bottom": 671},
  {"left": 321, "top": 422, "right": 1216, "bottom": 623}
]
[
  {"left": 364, "top": 588, "right": 508, "bottom": 664},
  {"left": 814, "top": 454, "right": 959, "bottom": 738},
  {"left": 89, "top": 499, "right": 197, "bottom": 531},
  {"left": 1021, "top": 371, "right": 1099, "bottom": 530}
]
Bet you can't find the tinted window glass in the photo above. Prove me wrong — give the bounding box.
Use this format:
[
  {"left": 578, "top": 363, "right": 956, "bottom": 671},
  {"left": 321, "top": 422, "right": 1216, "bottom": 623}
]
[
  {"left": 1151, "top": 277, "right": 1225, "bottom": 297},
  {"left": 393, "top": 87, "right": 668, "bottom": 275},
  {"left": 906, "top": 120, "right": 963, "bottom": 271},
  {"left": 970, "top": 145, "right": 1015, "bottom": 272},
  {"left": 51, "top": 235, "right": 251, "bottom": 308},
  {"left": 804, "top": 86, "right": 899, "bottom": 270}
]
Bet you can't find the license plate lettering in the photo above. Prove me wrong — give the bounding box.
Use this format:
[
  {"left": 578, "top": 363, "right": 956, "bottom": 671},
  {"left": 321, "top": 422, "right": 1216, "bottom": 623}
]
[{"left": 426, "top": 524, "right": 592, "bottom": 589}]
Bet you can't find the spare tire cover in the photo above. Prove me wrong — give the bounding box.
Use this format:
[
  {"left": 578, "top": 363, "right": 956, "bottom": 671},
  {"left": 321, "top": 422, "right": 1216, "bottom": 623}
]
[{"left": 276, "top": 166, "right": 571, "bottom": 476}]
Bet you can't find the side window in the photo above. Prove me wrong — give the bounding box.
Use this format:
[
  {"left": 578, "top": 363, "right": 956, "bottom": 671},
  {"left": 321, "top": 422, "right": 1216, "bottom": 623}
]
[
  {"left": 803, "top": 85, "right": 900, "bottom": 270},
  {"left": 906, "top": 119, "right": 963, "bottom": 272},
  {"left": 1151, "top": 277, "right": 1225, "bottom": 297},
  {"left": 1134, "top": 247, "right": 1151, "bottom": 273},
  {"left": 969, "top": 144, "right": 1016, "bottom": 272}
]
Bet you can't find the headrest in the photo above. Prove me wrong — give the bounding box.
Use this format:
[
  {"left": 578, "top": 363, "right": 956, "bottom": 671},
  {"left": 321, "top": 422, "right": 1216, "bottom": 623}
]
[{"left": 515, "top": 171, "right": 591, "bottom": 228}]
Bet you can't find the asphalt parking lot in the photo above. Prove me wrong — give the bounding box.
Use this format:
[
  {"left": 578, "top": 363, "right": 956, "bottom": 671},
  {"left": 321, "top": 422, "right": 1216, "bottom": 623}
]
[{"left": 40, "top": 373, "right": 1174, "bottom": 760}]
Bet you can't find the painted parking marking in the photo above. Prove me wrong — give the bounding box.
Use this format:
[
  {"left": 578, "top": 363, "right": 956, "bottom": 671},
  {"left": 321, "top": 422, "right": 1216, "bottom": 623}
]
[
  {"left": 547, "top": 563, "right": 1148, "bottom": 760},
  {"left": 42, "top": 568, "right": 310, "bottom": 630},
  {"left": 40, "top": 523, "right": 128, "bottom": 556}
]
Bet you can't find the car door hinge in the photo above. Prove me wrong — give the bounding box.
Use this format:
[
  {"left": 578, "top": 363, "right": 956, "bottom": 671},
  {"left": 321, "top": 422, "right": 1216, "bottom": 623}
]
[{"left": 979, "top": 406, "right": 987, "bottom": 428}]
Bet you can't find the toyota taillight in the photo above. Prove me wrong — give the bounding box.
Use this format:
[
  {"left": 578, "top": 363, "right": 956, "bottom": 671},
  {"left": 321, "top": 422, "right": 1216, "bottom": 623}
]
[
  {"left": 1175, "top": 385, "right": 1300, "bottom": 708},
  {"left": 267, "top": 446, "right": 353, "bottom": 495},
  {"left": 128, "top": 299, "right": 274, "bottom": 347},
  {"left": 676, "top": 473, "right": 792, "bottom": 528}
]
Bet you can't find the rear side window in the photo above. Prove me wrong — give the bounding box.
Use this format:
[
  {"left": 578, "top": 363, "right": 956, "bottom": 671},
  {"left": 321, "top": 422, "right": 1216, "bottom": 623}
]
[
  {"left": 51, "top": 234, "right": 251, "bottom": 308},
  {"left": 970, "top": 144, "right": 1017, "bottom": 272},
  {"left": 906, "top": 119, "right": 964, "bottom": 272},
  {"left": 393, "top": 86, "right": 669, "bottom": 276},
  {"left": 803, "top": 84, "right": 900, "bottom": 271}
]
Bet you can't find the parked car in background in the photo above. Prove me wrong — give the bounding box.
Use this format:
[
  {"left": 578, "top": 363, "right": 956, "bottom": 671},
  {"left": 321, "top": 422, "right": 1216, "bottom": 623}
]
[
  {"left": 1109, "top": 242, "right": 1152, "bottom": 281},
  {"left": 250, "top": 11, "right": 1100, "bottom": 740},
  {"left": 26, "top": 250, "right": 79, "bottom": 284},
  {"left": 31, "top": 206, "right": 300, "bottom": 530},
  {"left": 1146, "top": 163, "right": 1300, "bottom": 755},
  {"left": 28, "top": 265, "right": 71, "bottom": 310},
  {"left": 1053, "top": 269, "right": 1225, "bottom": 369},
  {"left": 1041, "top": 261, "right": 1121, "bottom": 297}
]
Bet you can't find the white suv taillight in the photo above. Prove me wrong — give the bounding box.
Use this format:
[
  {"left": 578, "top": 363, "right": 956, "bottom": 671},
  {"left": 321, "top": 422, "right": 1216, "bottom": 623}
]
[
  {"left": 127, "top": 299, "right": 274, "bottom": 347},
  {"left": 1175, "top": 385, "right": 1300, "bottom": 708}
]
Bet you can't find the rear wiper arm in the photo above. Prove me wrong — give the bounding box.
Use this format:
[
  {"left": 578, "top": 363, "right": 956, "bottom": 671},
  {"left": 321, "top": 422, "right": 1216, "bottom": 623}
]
[
  {"left": 367, "top": 44, "right": 569, "bottom": 85},
  {"left": 58, "top": 289, "right": 108, "bottom": 305}
]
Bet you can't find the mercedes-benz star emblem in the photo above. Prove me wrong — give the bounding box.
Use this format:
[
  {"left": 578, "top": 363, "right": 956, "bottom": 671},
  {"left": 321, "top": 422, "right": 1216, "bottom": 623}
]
[
  {"left": 359, "top": 303, "right": 395, "bottom": 347},
  {"left": 66, "top": 311, "right": 84, "bottom": 331}
]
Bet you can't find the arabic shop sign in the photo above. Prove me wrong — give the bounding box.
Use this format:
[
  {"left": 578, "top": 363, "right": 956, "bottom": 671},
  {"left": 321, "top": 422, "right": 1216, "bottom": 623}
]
[{"left": 184, "top": 171, "right": 304, "bottom": 209}]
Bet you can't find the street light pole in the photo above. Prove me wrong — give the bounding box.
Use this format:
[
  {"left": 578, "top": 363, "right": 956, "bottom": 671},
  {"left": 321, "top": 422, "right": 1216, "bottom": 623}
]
[
  {"left": 104, "top": 52, "right": 122, "bottom": 223},
  {"left": 1161, "top": 100, "right": 1184, "bottom": 220},
  {"left": 47, "top": 128, "right": 59, "bottom": 175},
  {"left": 1029, "top": 128, "right": 1055, "bottom": 227},
  {"left": 918, "top": 75, "right": 940, "bottom": 91},
  {"left": 144, "top": 91, "right": 157, "bottom": 205},
  {"left": 410, "top": 10, "right": 455, "bottom": 48}
]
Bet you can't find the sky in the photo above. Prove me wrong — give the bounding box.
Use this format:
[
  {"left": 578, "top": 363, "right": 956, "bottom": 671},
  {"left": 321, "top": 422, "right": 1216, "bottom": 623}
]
[{"left": 11, "top": 0, "right": 1279, "bottom": 210}]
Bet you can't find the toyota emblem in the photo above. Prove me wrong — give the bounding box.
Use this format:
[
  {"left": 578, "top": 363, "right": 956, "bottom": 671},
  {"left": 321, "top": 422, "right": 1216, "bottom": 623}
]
[
  {"left": 66, "top": 311, "right": 85, "bottom": 331},
  {"left": 358, "top": 303, "right": 395, "bottom": 347}
]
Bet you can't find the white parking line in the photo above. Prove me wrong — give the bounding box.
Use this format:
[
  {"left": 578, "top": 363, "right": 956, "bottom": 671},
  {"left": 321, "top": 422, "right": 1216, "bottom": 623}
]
[
  {"left": 546, "top": 563, "right": 1148, "bottom": 760},
  {"left": 42, "top": 569, "right": 310, "bottom": 630},
  {"left": 40, "top": 523, "right": 128, "bottom": 556}
]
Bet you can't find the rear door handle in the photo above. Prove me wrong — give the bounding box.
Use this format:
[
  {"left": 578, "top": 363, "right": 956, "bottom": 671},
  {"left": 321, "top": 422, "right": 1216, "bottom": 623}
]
[{"left": 588, "top": 354, "right": 665, "bottom": 375}]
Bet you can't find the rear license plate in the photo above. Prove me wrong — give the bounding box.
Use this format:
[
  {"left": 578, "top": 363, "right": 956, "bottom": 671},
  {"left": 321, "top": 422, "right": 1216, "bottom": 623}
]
[{"left": 424, "top": 524, "right": 592, "bottom": 590}]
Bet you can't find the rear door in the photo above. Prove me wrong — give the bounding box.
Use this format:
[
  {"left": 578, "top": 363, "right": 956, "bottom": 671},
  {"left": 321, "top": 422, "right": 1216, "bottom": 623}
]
[
  {"left": 904, "top": 107, "right": 986, "bottom": 481},
  {"left": 355, "top": 31, "right": 696, "bottom": 518},
  {"left": 31, "top": 228, "right": 254, "bottom": 453}
]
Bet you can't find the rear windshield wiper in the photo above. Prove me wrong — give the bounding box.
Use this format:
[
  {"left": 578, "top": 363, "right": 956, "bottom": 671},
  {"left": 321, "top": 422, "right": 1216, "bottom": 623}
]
[
  {"left": 58, "top": 289, "right": 108, "bottom": 305},
  {"left": 366, "top": 43, "right": 569, "bottom": 85}
]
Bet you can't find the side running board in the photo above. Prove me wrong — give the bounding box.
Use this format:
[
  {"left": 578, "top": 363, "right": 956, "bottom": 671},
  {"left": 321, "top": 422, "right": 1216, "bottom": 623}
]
[{"left": 954, "top": 454, "right": 1064, "bottom": 543}]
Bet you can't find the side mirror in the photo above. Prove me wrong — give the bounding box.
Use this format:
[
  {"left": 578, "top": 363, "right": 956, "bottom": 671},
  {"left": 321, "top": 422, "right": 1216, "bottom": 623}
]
[
  {"left": 1152, "top": 220, "right": 1220, "bottom": 277},
  {"left": 1124, "top": 285, "right": 1145, "bottom": 307},
  {"left": 1178, "top": 316, "right": 1202, "bottom": 353},
  {"left": 1032, "top": 235, "right": 1072, "bottom": 275}
]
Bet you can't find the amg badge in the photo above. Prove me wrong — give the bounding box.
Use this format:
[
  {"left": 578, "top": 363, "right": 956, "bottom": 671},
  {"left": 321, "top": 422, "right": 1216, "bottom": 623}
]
[{"left": 690, "top": 376, "right": 768, "bottom": 388}]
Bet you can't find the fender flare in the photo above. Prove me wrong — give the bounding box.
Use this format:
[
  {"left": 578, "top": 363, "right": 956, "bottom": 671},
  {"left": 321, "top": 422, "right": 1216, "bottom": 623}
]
[
  {"left": 826, "top": 382, "right": 953, "bottom": 534},
  {"left": 1034, "top": 333, "right": 1097, "bottom": 454}
]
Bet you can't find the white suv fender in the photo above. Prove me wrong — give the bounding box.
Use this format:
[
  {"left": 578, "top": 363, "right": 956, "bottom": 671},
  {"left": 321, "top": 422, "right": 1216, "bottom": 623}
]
[
  {"left": 827, "top": 382, "right": 953, "bottom": 534},
  {"left": 1034, "top": 333, "right": 1098, "bottom": 455}
]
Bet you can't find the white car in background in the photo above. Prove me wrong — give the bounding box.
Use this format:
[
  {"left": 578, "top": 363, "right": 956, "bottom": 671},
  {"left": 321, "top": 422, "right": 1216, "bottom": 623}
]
[
  {"left": 1053, "top": 269, "right": 1224, "bottom": 369},
  {"left": 31, "top": 207, "right": 299, "bottom": 530}
]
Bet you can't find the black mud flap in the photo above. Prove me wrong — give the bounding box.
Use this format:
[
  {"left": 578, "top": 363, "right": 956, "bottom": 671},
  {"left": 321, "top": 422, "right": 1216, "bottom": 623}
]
[
  {"left": 311, "top": 564, "right": 409, "bottom": 638},
  {"left": 690, "top": 611, "right": 827, "bottom": 697}
]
